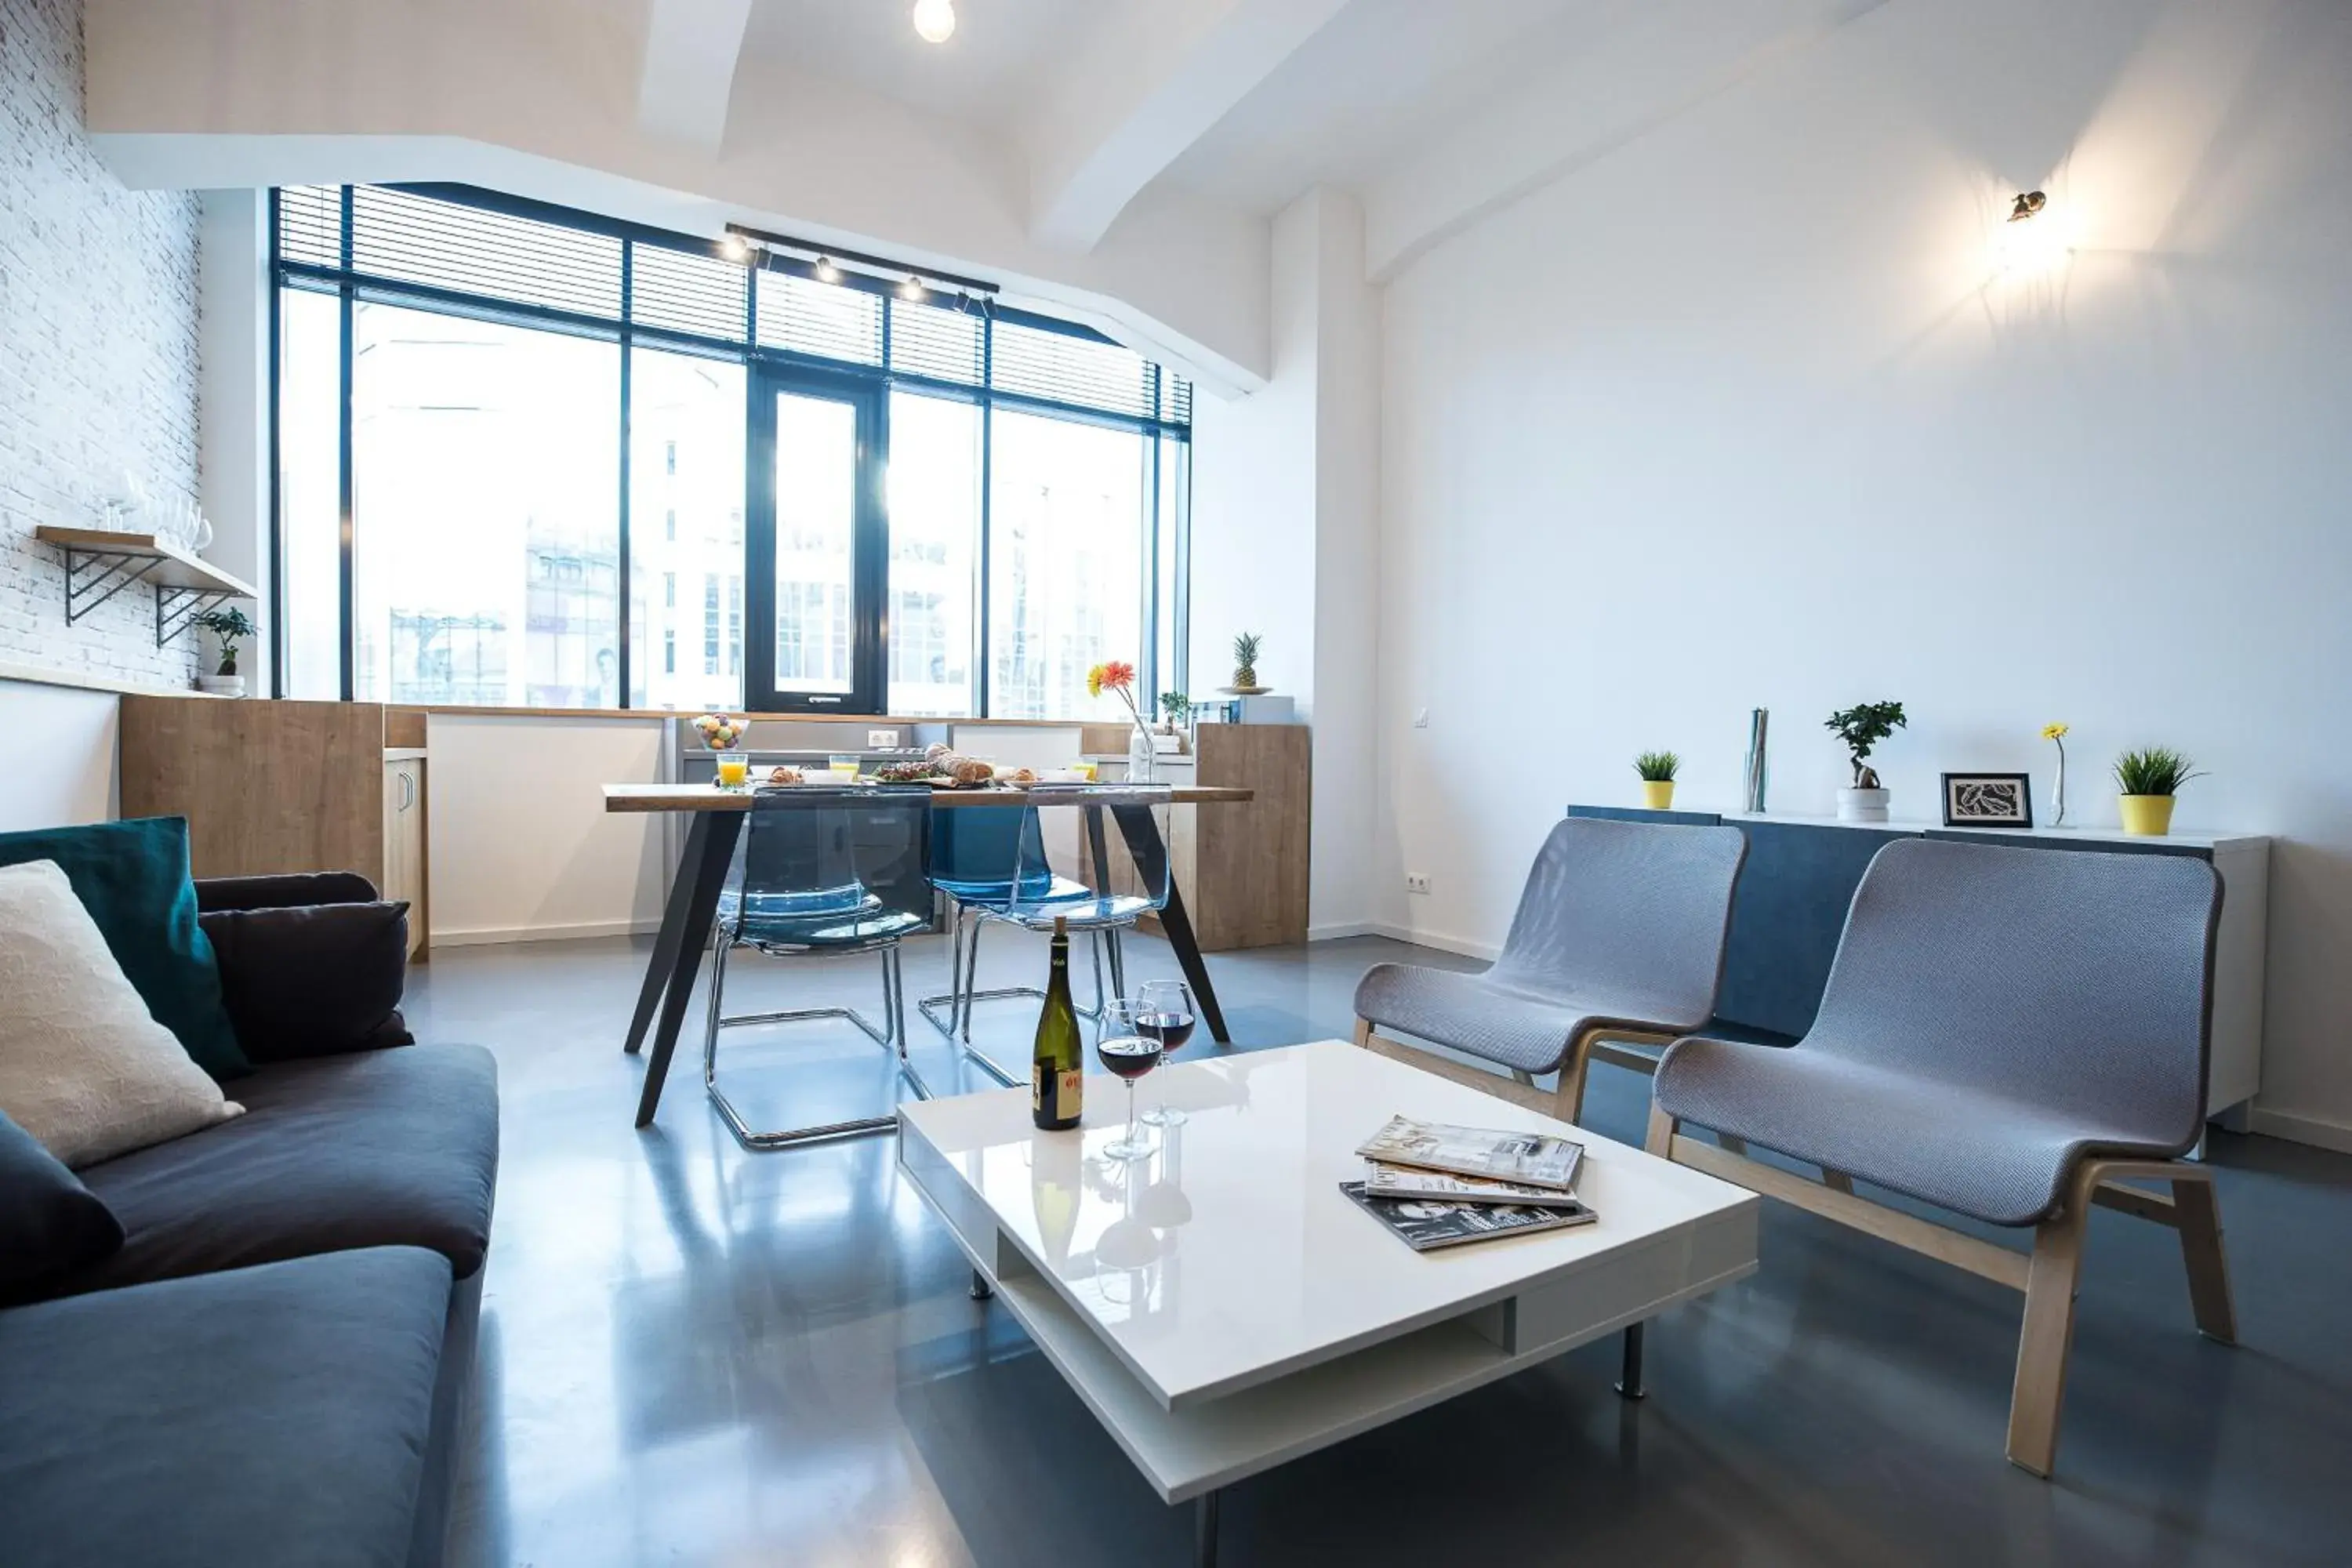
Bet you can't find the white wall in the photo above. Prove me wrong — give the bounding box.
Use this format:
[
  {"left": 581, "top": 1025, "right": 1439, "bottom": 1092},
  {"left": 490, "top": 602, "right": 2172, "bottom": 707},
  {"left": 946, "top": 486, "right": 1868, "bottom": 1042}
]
[
  {"left": 424, "top": 714, "right": 670, "bottom": 946},
  {"left": 0, "top": 0, "right": 201, "bottom": 687},
  {"left": 1375, "top": 0, "right": 2352, "bottom": 1144},
  {"left": 0, "top": 680, "right": 117, "bottom": 829},
  {"left": 196, "top": 188, "right": 271, "bottom": 689},
  {"left": 1190, "top": 188, "right": 1380, "bottom": 936}
]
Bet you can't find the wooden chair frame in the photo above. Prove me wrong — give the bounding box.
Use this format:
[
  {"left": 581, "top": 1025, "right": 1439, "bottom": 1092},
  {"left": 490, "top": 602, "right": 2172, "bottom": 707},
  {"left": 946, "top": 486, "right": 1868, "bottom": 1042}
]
[
  {"left": 1643, "top": 1102, "right": 2237, "bottom": 1476},
  {"left": 1352, "top": 1018, "right": 1679, "bottom": 1127}
]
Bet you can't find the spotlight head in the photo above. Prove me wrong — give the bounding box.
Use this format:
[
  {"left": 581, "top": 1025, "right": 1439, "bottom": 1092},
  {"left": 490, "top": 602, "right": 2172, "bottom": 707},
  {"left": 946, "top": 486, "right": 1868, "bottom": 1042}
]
[
  {"left": 899, "top": 274, "right": 927, "bottom": 302},
  {"left": 2008, "top": 191, "right": 2048, "bottom": 223},
  {"left": 913, "top": 0, "right": 956, "bottom": 44},
  {"left": 814, "top": 256, "right": 841, "bottom": 284},
  {"left": 719, "top": 232, "right": 751, "bottom": 263}
]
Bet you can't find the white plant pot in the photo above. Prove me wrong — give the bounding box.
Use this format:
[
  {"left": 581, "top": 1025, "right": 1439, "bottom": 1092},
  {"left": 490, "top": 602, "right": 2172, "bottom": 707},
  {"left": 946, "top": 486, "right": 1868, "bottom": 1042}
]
[
  {"left": 197, "top": 674, "right": 246, "bottom": 697},
  {"left": 1837, "top": 786, "right": 1890, "bottom": 823}
]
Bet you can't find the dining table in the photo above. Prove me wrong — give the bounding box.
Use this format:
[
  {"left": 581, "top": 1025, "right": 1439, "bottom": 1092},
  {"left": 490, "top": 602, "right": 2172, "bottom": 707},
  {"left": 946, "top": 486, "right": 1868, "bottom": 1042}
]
[{"left": 603, "top": 781, "right": 1258, "bottom": 1128}]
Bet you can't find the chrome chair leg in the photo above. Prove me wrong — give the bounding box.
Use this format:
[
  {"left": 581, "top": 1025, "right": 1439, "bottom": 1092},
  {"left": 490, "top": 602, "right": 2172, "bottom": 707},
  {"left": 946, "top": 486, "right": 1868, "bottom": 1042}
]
[
  {"left": 704, "top": 938, "right": 934, "bottom": 1152},
  {"left": 1105, "top": 927, "right": 1128, "bottom": 1002},
  {"left": 920, "top": 910, "right": 1123, "bottom": 1089}
]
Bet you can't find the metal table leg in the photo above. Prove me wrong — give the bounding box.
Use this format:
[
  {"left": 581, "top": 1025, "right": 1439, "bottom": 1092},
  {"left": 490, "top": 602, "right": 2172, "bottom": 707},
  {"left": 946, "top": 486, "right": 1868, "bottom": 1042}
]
[
  {"left": 633, "top": 811, "right": 742, "bottom": 1128},
  {"left": 1110, "top": 804, "right": 1232, "bottom": 1044},
  {"left": 1616, "top": 1322, "right": 1646, "bottom": 1400},
  {"left": 969, "top": 1269, "right": 993, "bottom": 1301},
  {"left": 1193, "top": 1489, "right": 1221, "bottom": 1568}
]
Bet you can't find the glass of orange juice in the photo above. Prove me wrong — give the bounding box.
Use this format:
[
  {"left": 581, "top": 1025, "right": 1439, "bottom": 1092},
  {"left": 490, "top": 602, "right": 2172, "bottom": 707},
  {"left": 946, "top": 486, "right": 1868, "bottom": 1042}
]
[{"left": 714, "top": 753, "right": 750, "bottom": 790}]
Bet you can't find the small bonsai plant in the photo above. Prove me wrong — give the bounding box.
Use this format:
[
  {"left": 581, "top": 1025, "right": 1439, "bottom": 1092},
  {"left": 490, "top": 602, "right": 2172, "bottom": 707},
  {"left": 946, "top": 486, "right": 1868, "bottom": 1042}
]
[
  {"left": 1634, "top": 750, "right": 1680, "bottom": 782},
  {"left": 2114, "top": 746, "right": 2201, "bottom": 797},
  {"left": 1231, "top": 632, "right": 1262, "bottom": 689},
  {"left": 1825, "top": 700, "right": 1907, "bottom": 789},
  {"left": 1158, "top": 691, "right": 1192, "bottom": 728},
  {"left": 194, "top": 605, "right": 255, "bottom": 677}
]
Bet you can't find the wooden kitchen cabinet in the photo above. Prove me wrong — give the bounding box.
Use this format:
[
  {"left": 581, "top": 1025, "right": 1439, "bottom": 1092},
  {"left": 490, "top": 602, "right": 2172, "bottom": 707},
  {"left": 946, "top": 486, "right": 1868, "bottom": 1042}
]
[{"left": 118, "top": 697, "right": 430, "bottom": 959}]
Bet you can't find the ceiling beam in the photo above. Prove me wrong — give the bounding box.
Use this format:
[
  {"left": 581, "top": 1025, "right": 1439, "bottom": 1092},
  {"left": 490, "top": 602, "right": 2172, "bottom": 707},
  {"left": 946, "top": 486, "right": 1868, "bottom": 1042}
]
[
  {"left": 1023, "top": 0, "right": 1356, "bottom": 253},
  {"left": 637, "top": 0, "right": 756, "bottom": 152}
]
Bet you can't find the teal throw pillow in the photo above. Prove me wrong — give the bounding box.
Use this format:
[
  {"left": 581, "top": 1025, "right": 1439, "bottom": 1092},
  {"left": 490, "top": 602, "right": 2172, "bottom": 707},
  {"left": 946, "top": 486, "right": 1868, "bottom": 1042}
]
[{"left": 0, "top": 818, "right": 249, "bottom": 1080}]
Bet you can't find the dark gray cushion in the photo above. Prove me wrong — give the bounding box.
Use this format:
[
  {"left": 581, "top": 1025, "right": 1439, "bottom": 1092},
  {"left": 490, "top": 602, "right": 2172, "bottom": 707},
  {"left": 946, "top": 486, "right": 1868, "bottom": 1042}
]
[
  {"left": 55, "top": 1045, "right": 497, "bottom": 1298},
  {"left": 0, "top": 1109, "right": 122, "bottom": 1290},
  {"left": 201, "top": 900, "right": 415, "bottom": 1061},
  {"left": 0, "top": 1246, "right": 450, "bottom": 1568}
]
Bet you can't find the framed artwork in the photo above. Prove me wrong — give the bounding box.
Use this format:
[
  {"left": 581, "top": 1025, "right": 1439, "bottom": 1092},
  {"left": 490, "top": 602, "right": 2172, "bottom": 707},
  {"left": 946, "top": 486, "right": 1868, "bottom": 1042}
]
[{"left": 1941, "top": 772, "right": 2034, "bottom": 829}]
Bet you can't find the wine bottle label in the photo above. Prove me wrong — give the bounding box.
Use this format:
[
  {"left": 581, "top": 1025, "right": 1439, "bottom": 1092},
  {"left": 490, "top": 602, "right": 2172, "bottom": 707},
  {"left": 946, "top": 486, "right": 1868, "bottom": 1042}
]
[{"left": 1031, "top": 1063, "right": 1084, "bottom": 1122}]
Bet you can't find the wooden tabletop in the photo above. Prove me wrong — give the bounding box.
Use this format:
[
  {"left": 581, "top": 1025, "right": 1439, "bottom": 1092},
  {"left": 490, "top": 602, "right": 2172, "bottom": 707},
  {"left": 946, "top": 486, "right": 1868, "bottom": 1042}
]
[{"left": 603, "top": 782, "right": 1255, "bottom": 812}]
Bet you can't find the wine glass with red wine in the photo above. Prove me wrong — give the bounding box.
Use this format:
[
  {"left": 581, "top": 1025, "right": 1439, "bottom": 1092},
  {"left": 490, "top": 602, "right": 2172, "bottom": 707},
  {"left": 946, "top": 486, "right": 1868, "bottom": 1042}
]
[
  {"left": 1137, "top": 980, "right": 1196, "bottom": 1128},
  {"left": 1095, "top": 1000, "right": 1162, "bottom": 1161}
]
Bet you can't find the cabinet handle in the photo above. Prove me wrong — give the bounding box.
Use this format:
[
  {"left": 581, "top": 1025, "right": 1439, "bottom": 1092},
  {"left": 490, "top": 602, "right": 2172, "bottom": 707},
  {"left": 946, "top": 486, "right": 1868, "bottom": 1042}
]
[{"left": 398, "top": 772, "right": 416, "bottom": 812}]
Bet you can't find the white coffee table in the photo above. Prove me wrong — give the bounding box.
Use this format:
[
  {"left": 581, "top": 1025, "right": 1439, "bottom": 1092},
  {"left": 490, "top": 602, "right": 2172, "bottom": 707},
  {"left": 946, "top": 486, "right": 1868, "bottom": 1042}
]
[{"left": 897, "top": 1040, "right": 1759, "bottom": 1566}]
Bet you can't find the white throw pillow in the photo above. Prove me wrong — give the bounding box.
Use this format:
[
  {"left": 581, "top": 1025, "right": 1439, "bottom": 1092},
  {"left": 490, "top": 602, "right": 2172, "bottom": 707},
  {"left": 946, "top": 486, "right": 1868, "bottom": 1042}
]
[{"left": 0, "top": 859, "right": 242, "bottom": 1168}]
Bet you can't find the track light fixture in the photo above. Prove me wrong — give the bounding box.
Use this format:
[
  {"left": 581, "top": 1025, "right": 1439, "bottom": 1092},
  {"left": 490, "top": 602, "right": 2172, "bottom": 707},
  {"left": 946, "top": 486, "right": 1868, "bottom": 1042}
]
[
  {"left": 718, "top": 232, "right": 751, "bottom": 263},
  {"left": 2008, "top": 191, "right": 2048, "bottom": 223},
  {"left": 814, "top": 256, "right": 840, "bottom": 284},
  {"left": 899, "top": 274, "right": 927, "bottom": 302}
]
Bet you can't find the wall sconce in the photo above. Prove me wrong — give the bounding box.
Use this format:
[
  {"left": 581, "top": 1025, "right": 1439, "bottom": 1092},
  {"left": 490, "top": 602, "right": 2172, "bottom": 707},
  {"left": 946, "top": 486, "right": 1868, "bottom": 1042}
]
[{"left": 2008, "top": 191, "right": 2048, "bottom": 223}]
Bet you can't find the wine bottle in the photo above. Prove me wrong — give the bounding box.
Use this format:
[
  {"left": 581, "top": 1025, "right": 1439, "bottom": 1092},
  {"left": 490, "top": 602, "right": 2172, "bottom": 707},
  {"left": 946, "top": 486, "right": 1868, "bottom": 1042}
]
[{"left": 1032, "top": 916, "right": 1083, "bottom": 1131}]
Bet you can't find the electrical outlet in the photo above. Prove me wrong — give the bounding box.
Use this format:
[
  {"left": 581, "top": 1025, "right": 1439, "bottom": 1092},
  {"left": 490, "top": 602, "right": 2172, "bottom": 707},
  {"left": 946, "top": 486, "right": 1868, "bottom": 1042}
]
[
  {"left": 868, "top": 729, "right": 897, "bottom": 748},
  {"left": 1406, "top": 873, "right": 1432, "bottom": 895}
]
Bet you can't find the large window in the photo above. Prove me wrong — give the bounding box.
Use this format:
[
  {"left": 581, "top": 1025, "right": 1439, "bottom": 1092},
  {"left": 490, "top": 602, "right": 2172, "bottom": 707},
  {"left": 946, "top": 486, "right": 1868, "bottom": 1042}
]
[{"left": 272, "top": 183, "right": 1191, "bottom": 715}]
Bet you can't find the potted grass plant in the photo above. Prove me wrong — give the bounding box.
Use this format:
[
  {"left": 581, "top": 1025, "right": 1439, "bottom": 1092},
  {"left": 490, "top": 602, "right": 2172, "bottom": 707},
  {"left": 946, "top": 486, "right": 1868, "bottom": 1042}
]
[
  {"left": 2114, "top": 746, "right": 2203, "bottom": 837},
  {"left": 1826, "top": 700, "right": 1907, "bottom": 822},
  {"left": 1635, "top": 750, "right": 1681, "bottom": 810}
]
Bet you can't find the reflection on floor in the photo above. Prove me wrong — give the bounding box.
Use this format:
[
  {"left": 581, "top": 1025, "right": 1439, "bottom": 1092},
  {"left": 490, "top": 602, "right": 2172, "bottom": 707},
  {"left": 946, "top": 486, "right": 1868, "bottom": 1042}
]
[{"left": 416, "top": 929, "right": 2352, "bottom": 1567}]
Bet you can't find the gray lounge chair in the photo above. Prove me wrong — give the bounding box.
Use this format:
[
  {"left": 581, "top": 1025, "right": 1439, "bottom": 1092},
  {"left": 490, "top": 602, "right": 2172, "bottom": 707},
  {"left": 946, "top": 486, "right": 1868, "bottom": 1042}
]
[
  {"left": 1353, "top": 816, "right": 1748, "bottom": 1123},
  {"left": 1647, "top": 837, "right": 2235, "bottom": 1477}
]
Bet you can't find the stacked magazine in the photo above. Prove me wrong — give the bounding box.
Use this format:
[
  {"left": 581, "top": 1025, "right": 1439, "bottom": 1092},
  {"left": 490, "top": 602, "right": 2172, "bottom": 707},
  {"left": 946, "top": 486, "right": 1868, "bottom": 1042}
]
[{"left": 1342, "top": 1115, "right": 1596, "bottom": 1253}]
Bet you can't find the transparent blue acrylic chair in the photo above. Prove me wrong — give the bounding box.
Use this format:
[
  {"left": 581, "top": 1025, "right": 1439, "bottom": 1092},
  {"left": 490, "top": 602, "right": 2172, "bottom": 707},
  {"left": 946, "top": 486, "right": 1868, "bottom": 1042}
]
[
  {"left": 702, "top": 785, "right": 938, "bottom": 1149},
  {"left": 918, "top": 785, "right": 1174, "bottom": 1086}
]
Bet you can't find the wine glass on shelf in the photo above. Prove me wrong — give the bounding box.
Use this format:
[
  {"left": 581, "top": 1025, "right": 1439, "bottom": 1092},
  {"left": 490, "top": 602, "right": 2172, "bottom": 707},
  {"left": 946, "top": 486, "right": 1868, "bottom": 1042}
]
[
  {"left": 1136, "top": 980, "right": 1195, "bottom": 1129},
  {"left": 1095, "top": 1000, "right": 1163, "bottom": 1162}
]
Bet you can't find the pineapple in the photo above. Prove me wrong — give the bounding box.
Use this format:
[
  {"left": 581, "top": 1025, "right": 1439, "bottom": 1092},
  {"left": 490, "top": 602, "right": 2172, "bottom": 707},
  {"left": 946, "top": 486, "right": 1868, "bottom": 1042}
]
[{"left": 1232, "top": 631, "right": 1262, "bottom": 689}]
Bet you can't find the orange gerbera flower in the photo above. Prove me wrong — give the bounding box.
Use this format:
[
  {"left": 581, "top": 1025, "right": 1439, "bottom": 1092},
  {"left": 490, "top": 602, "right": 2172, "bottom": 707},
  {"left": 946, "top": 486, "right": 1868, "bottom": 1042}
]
[{"left": 1087, "top": 660, "right": 1136, "bottom": 698}]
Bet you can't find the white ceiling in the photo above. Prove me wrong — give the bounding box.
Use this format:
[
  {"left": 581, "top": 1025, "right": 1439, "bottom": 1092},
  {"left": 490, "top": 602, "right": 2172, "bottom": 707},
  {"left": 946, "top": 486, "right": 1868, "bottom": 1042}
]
[
  {"left": 737, "top": 0, "right": 1106, "bottom": 129},
  {"left": 1160, "top": 0, "right": 1628, "bottom": 212}
]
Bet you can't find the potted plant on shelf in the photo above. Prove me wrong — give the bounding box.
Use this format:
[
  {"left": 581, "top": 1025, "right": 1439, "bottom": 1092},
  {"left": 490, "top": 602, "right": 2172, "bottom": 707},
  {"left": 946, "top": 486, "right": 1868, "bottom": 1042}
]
[
  {"left": 1087, "top": 660, "right": 1156, "bottom": 782},
  {"left": 1226, "top": 632, "right": 1265, "bottom": 695},
  {"left": 2114, "top": 746, "right": 2202, "bottom": 837},
  {"left": 193, "top": 606, "right": 255, "bottom": 697},
  {"left": 1826, "top": 700, "right": 1907, "bottom": 822},
  {"left": 1158, "top": 691, "right": 1192, "bottom": 753},
  {"left": 1635, "top": 750, "right": 1681, "bottom": 810}
]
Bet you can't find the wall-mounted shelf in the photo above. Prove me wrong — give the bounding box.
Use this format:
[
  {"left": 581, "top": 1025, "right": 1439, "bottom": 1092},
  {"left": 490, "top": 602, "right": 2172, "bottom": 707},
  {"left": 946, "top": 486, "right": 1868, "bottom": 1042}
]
[{"left": 34, "top": 527, "right": 257, "bottom": 645}]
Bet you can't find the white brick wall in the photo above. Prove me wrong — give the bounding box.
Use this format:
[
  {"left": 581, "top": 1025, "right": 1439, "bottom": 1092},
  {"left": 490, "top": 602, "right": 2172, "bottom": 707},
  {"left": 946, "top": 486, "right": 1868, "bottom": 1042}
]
[{"left": 0, "top": 0, "right": 201, "bottom": 685}]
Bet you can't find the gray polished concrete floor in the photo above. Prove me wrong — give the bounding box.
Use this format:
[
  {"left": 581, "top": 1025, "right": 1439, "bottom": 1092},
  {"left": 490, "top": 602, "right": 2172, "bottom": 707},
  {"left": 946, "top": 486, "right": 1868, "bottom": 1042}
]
[{"left": 412, "top": 930, "right": 2352, "bottom": 1567}]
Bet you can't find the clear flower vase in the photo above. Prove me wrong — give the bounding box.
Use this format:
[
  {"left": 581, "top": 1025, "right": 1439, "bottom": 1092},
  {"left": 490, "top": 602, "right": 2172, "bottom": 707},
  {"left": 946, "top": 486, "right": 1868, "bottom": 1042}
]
[{"left": 1127, "top": 724, "right": 1160, "bottom": 784}]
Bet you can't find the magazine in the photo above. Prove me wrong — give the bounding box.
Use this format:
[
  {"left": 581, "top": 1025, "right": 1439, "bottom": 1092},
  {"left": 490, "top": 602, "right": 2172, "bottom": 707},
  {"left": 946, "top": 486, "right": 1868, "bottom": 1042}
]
[
  {"left": 1340, "top": 1181, "right": 1596, "bottom": 1253},
  {"left": 1362, "top": 1160, "right": 1589, "bottom": 1210},
  {"left": 1354, "top": 1115, "right": 1584, "bottom": 1192}
]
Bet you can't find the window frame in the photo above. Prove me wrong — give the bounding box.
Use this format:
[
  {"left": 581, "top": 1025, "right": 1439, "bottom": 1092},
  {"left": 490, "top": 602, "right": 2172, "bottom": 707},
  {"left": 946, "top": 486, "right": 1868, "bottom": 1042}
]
[{"left": 270, "top": 182, "right": 1192, "bottom": 716}]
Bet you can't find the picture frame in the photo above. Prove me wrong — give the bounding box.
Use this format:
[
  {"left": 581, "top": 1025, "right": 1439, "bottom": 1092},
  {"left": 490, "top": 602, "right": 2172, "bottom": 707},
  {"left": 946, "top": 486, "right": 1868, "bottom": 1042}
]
[{"left": 1940, "top": 772, "right": 2034, "bottom": 829}]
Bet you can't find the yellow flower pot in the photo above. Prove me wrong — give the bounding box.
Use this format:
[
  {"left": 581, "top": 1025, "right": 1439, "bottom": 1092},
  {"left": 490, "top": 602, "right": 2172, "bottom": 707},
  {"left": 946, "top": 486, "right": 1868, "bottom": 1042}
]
[
  {"left": 2118, "top": 794, "right": 2176, "bottom": 837},
  {"left": 1641, "top": 780, "right": 1676, "bottom": 811}
]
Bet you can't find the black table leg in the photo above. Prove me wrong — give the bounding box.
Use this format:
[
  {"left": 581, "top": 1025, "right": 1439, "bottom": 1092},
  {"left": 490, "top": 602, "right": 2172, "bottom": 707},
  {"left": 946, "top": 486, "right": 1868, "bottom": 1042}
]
[
  {"left": 969, "top": 1269, "right": 993, "bottom": 1301},
  {"left": 1110, "top": 804, "right": 1231, "bottom": 1044},
  {"left": 633, "top": 811, "right": 742, "bottom": 1129},
  {"left": 623, "top": 815, "right": 709, "bottom": 1055},
  {"left": 1616, "top": 1322, "right": 1646, "bottom": 1400},
  {"left": 1193, "top": 1490, "right": 1220, "bottom": 1568}
]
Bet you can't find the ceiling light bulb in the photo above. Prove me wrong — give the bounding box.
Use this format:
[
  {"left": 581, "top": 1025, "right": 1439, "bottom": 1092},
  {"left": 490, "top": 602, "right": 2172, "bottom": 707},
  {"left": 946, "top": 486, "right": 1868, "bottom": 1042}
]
[
  {"left": 900, "top": 274, "right": 927, "bottom": 302},
  {"left": 814, "top": 256, "right": 841, "bottom": 284},
  {"left": 719, "top": 232, "right": 750, "bottom": 263},
  {"left": 913, "top": 0, "right": 956, "bottom": 43}
]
